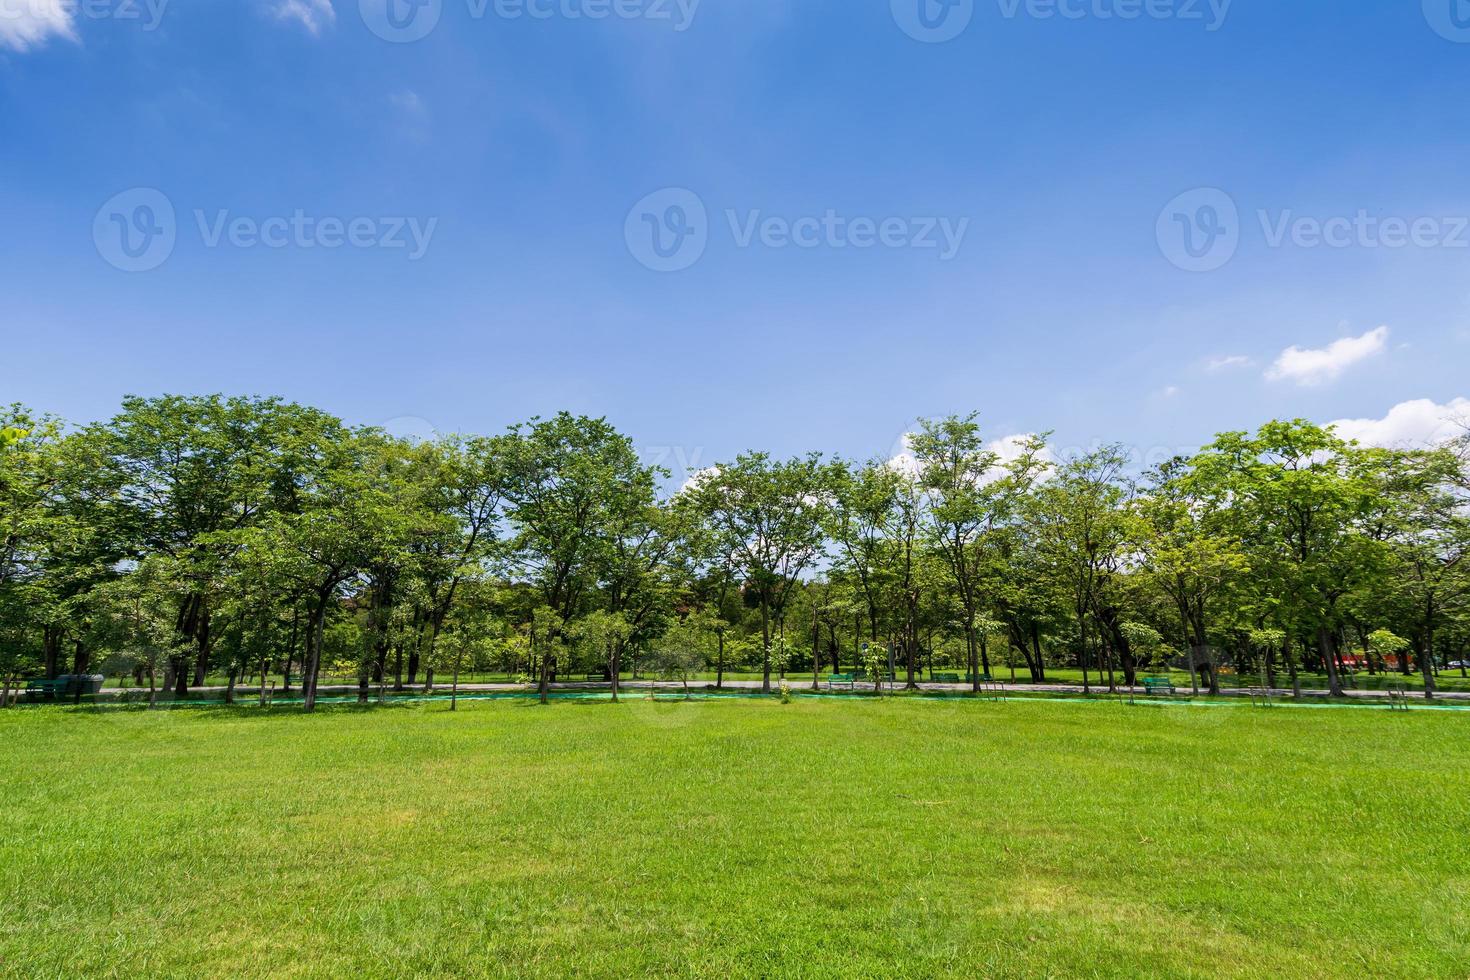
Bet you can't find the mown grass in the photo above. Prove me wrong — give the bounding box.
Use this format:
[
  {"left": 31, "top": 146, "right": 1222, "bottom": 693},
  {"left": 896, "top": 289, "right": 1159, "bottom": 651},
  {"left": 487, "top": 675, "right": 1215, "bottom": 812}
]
[{"left": 2, "top": 697, "right": 1467, "bottom": 978}]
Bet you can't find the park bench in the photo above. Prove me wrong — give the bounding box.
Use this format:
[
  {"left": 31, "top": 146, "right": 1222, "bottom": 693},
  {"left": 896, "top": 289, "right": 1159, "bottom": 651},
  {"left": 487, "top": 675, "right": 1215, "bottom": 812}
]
[
  {"left": 24, "top": 678, "right": 67, "bottom": 700},
  {"left": 585, "top": 673, "right": 608, "bottom": 683},
  {"left": 965, "top": 673, "right": 993, "bottom": 684},
  {"left": 1141, "top": 676, "right": 1177, "bottom": 697},
  {"left": 932, "top": 673, "right": 962, "bottom": 684},
  {"left": 23, "top": 675, "right": 104, "bottom": 701},
  {"left": 827, "top": 673, "right": 855, "bottom": 691}
]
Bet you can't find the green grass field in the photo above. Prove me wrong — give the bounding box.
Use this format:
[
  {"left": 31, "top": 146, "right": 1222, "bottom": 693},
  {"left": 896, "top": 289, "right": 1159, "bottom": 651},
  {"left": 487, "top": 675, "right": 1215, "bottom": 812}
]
[{"left": 3, "top": 696, "right": 1468, "bottom": 977}]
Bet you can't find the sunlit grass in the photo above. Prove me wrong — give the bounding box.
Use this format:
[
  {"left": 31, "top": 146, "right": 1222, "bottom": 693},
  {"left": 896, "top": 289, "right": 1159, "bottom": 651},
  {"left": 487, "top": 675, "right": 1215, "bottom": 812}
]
[{"left": 2, "top": 697, "right": 1467, "bottom": 977}]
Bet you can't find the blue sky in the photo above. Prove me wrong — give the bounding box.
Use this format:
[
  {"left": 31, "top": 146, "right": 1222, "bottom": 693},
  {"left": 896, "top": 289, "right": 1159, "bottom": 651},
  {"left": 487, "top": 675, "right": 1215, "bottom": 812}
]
[{"left": 3, "top": 0, "right": 1469, "bottom": 481}]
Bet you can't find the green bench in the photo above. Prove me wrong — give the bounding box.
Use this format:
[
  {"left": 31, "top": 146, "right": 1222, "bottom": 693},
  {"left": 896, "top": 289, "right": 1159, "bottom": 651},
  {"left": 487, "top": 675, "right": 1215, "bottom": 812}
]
[
  {"left": 827, "top": 673, "right": 855, "bottom": 691},
  {"left": 966, "top": 673, "right": 994, "bottom": 684},
  {"left": 1141, "top": 676, "right": 1177, "bottom": 697},
  {"left": 23, "top": 675, "right": 104, "bottom": 701},
  {"left": 24, "top": 678, "right": 67, "bottom": 700},
  {"left": 932, "top": 673, "right": 962, "bottom": 684}
]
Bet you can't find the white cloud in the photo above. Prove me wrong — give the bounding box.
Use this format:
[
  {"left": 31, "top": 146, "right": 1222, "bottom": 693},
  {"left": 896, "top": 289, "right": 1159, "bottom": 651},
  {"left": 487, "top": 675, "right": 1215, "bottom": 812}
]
[
  {"left": 1159, "top": 385, "right": 1181, "bottom": 399},
  {"left": 0, "top": 0, "right": 76, "bottom": 51},
  {"left": 1207, "top": 354, "right": 1254, "bottom": 372},
  {"left": 1329, "top": 397, "right": 1470, "bottom": 449},
  {"left": 678, "top": 465, "right": 720, "bottom": 495},
  {"left": 271, "top": 0, "right": 334, "bottom": 35},
  {"left": 886, "top": 432, "right": 1054, "bottom": 481},
  {"left": 1266, "top": 326, "right": 1389, "bottom": 386}
]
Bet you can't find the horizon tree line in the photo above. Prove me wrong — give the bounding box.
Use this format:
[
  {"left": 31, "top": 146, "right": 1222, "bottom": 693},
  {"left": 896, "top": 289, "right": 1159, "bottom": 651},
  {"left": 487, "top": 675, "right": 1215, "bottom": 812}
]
[{"left": 2, "top": 395, "right": 1467, "bottom": 709}]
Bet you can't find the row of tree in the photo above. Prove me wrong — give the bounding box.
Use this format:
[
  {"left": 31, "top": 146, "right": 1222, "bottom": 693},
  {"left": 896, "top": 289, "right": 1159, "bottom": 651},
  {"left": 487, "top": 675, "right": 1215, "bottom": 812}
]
[{"left": 2, "top": 396, "right": 1467, "bottom": 709}]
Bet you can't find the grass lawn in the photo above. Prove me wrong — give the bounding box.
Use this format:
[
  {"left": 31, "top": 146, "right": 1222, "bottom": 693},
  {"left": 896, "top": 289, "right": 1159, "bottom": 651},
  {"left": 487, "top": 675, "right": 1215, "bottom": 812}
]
[{"left": 3, "top": 697, "right": 1468, "bottom": 977}]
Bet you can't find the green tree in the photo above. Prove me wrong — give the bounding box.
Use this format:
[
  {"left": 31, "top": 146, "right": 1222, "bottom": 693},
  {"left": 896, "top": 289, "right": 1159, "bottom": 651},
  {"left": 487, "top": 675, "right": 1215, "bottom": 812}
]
[
  {"left": 1194, "top": 421, "right": 1384, "bottom": 698},
  {"left": 688, "top": 452, "right": 828, "bottom": 694}
]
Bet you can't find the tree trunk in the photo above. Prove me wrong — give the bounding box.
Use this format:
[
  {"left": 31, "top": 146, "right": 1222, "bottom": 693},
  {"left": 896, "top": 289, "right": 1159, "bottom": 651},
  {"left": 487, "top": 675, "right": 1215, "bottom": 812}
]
[
  {"left": 905, "top": 611, "right": 918, "bottom": 691},
  {"left": 42, "top": 626, "right": 62, "bottom": 680},
  {"left": 1421, "top": 604, "right": 1437, "bottom": 701},
  {"left": 811, "top": 606, "right": 822, "bottom": 691},
  {"left": 451, "top": 648, "right": 460, "bottom": 711},
  {"left": 302, "top": 589, "right": 330, "bottom": 712},
  {"left": 1284, "top": 635, "right": 1301, "bottom": 699},
  {"left": 173, "top": 654, "right": 190, "bottom": 697},
  {"left": 610, "top": 638, "right": 622, "bottom": 703},
  {"left": 1318, "top": 626, "right": 1345, "bottom": 698},
  {"left": 760, "top": 598, "right": 772, "bottom": 695},
  {"left": 714, "top": 631, "right": 724, "bottom": 690},
  {"left": 537, "top": 631, "right": 551, "bottom": 705},
  {"left": 967, "top": 625, "right": 980, "bottom": 693},
  {"left": 192, "top": 608, "right": 212, "bottom": 687},
  {"left": 283, "top": 608, "right": 299, "bottom": 693}
]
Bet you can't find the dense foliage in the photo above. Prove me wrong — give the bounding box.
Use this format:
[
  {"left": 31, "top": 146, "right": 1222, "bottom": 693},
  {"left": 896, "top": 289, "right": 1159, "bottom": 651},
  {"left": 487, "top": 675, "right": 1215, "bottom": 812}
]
[{"left": 2, "top": 396, "right": 1467, "bottom": 707}]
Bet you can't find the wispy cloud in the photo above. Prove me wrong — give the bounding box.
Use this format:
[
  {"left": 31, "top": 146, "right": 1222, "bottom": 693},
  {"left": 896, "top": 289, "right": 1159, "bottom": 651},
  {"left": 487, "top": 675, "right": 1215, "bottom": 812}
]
[
  {"left": 1265, "top": 326, "right": 1389, "bottom": 387},
  {"left": 1206, "top": 354, "right": 1254, "bottom": 372},
  {"left": 0, "top": 0, "right": 76, "bottom": 51},
  {"left": 270, "top": 0, "right": 334, "bottom": 35}
]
